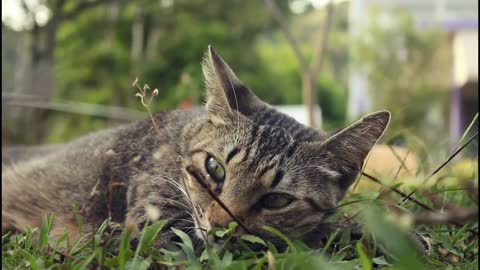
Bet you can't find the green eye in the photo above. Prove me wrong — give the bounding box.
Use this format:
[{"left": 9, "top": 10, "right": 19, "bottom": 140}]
[
  {"left": 205, "top": 156, "right": 225, "bottom": 182},
  {"left": 259, "top": 193, "right": 295, "bottom": 209}
]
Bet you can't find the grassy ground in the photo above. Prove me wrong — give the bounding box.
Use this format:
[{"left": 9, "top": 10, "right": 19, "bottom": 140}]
[
  {"left": 2, "top": 115, "right": 478, "bottom": 269},
  {"left": 2, "top": 158, "right": 477, "bottom": 269}
]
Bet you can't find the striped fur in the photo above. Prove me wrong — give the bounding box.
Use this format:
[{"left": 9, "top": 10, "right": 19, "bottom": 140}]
[{"left": 2, "top": 46, "right": 390, "bottom": 251}]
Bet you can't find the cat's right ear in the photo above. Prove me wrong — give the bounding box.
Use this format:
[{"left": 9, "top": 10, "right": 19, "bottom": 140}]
[{"left": 202, "top": 46, "right": 267, "bottom": 124}]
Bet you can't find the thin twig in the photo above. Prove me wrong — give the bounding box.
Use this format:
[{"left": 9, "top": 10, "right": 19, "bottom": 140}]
[
  {"left": 313, "top": 147, "right": 409, "bottom": 226},
  {"left": 464, "top": 180, "right": 479, "bottom": 203},
  {"left": 264, "top": 0, "right": 334, "bottom": 128},
  {"left": 263, "top": 0, "right": 310, "bottom": 75},
  {"left": 2, "top": 93, "right": 146, "bottom": 121},
  {"left": 311, "top": 0, "right": 334, "bottom": 75},
  {"left": 450, "top": 113, "right": 478, "bottom": 154},
  {"left": 361, "top": 172, "right": 435, "bottom": 212},
  {"left": 420, "top": 190, "right": 458, "bottom": 211},
  {"left": 132, "top": 79, "right": 208, "bottom": 243},
  {"left": 402, "top": 131, "right": 479, "bottom": 203},
  {"left": 410, "top": 207, "right": 478, "bottom": 226},
  {"left": 186, "top": 165, "right": 252, "bottom": 234}
]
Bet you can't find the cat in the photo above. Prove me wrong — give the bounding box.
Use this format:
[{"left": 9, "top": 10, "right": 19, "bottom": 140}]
[{"left": 2, "top": 46, "right": 390, "bottom": 251}]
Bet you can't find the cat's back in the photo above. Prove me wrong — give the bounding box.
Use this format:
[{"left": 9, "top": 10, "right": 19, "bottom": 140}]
[
  {"left": 1, "top": 107, "right": 204, "bottom": 233},
  {"left": 2, "top": 144, "right": 64, "bottom": 168},
  {"left": 1, "top": 106, "right": 205, "bottom": 184},
  {"left": 2, "top": 124, "right": 127, "bottom": 169}
]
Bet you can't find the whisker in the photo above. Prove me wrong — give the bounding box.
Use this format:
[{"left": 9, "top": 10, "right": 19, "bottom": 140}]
[{"left": 177, "top": 169, "right": 208, "bottom": 242}]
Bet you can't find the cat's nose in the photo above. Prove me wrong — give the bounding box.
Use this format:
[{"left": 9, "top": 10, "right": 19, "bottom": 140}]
[
  {"left": 209, "top": 217, "right": 232, "bottom": 229},
  {"left": 208, "top": 201, "right": 245, "bottom": 228}
]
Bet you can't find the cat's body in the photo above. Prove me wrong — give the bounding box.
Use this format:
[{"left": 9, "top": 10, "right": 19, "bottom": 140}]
[{"left": 2, "top": 47, "right": 390, "bottom": 250}]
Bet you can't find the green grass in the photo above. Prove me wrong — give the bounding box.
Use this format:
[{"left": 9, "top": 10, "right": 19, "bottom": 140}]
[{"left": 2, "top": 168, "right": 477, "bottom": 269}]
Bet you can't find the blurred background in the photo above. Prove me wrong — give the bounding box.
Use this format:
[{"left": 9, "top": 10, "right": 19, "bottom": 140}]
[{"left": 2, "top": 0, "right": 478, "bottom": 165}]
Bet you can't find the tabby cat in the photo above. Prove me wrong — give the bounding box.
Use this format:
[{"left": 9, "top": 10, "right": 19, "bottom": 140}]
[{"left": 2, "top": 46, "right": 390, "bottom": 250}]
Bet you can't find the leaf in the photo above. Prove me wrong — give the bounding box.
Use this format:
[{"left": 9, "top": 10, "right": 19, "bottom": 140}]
[
  {"left": 126, "top": 258, "right": 151, "bottom": 270},
  {"left": 118, "top": 230, "right": 133, "bottom": 270},
  {"left": 240, "top": 235, "right": 267, "bottom": 247},
  {"left": 142, "top": 220, "right": 167, "bottom": 248},
  {"left": 267, "top": 242, "right": 278, "bottom": 255},
  {"left": 372, "top": 256, "right": 392, "bottom": 266},
  {"left": 171, "top": 228, "right": 194, "bottom": 251},
  {"left": 221, "top": 250, "right": 233, "bottom": 267},
  {"left": 199, "top": 249, "right": 209, "bottom": 263},
  {"left": 356, "top": 241, "right": 372, "bottom": 270},
  {"left": 171, "top": 228, "right": 198, "bottom": 263},
  {"left": 24, "top": 227, "right": 35, "bottom": 251},
  {"left": 205, "top": 247, "right": 222, "bottom": 270},
  {"left": 55, "top": 231, "right": 69, "bottom": 248},
  {"left": 262, "top": 226, "right": 296, "bottom": 252},
  {"left": 362, "top": 203, "right": 426, "bottom": 270},
  {"left": 72, "top": 204, "right": 84, "bottom": 231},
  {"left": 38, "top": 215, "right": 51, "bottom": 249},
  {"left": 451, "top": 223, "right": 469, "bottom": 245},
  {"left": 19, "top": 249, "right": 40, "bottom": 270},
  {"left": 72, "top": 253, "right": 95, "bottom": 270},
  {"left": 321, "top": 229, "right": 340, "bottom": 256},
  {"left": 210, "top": 222, "right": 238, "bottom": 238}
]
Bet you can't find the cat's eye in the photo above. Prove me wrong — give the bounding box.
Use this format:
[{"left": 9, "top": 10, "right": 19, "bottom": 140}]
[
  {"left": 205, "top": 156, "right": 225, "bottom": 182},
  {"left": 259, "top": 193, "right": 295, "bottom": 209}
]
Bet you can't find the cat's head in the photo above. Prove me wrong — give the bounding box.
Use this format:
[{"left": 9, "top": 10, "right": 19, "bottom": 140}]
[{"left": 181, "top": 46, "right": 390, "bottom": 248}]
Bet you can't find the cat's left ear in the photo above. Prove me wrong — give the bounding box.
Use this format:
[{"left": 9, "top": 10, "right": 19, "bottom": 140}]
[
  {"left": 317, "top": 111, "right": 391, "bottom": 198},
  {"left": 202, "top": 46, "right": 267, "bottom": 124}
]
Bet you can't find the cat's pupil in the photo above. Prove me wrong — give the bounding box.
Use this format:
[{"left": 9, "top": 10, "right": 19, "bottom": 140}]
[{"left": 205, "top": 156, "right": 225, "bottom": 182}]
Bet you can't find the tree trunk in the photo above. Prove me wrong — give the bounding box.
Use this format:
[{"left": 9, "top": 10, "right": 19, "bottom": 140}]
[
  {"left": 302, "top": 73, "right": 317, "bottom": 128},
  {"left": 131, "top": 6, "right": 144, "bottom": 76},
  {"left": 106, "top": 1, "right": 123, "bottom": 126}
]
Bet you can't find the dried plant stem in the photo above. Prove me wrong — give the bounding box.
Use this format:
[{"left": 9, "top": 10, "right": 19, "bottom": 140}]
[
  {"left": 361, "top": 172, "right": 434, "bottom": 212},
  {"left": 132, "top": 78, "right": 209, "bottom": 243},
  {"left": 133, "top": 78, "right": 161, "bottom": 135},
  {"left": 402, "top": 131, "right": 479, "bottom": 203},
  {"left": 145, "top": 108, "right": 161, "bottom": 135},
  {"left": 420, "top": 190, "right": 458, "bottom": 211},
  {"left": 410, "top": 207, "right": 478, "bottom": 226},
  {"left": 464, "top": 180, "right": 478, "bottom": 203},
  {"left": 186, "top": 165, "right": 252, "bottom": 234}
]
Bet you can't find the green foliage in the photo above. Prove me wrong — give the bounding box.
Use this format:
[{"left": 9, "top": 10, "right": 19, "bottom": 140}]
[
  {"left": 48, "top": 0, "right": 294, "bottom": 142},
  {"left": 3, "top": 1, "right": 354, "bottom": 144},
  {"left": 255, "top": 32, "right": 347, "bottom": 128}
]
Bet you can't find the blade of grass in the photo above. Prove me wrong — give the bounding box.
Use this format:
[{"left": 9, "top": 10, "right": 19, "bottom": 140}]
[
  {"left": 402, "top": 131, "right": 478, "bottom": 203},
  {"left": 361, "top": 172, "right": 434, "bottom": 211},
  {"left": 450, "top": 113, "right": 478, "bottom": 154},
  {"left": 262, "top": 226, "right": 296, "bottom": 253},
  {"left": 356, "top": 241, "right": 372, "bottom": 270},
  {"left": 19, "top": 249, "right": 40, "bottom": 270},
  {"left": 321, "top": 229, "right": 340, "bottom": 256}
]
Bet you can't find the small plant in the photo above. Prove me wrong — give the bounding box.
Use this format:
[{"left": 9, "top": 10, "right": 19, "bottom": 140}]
[{"left": 133, "top": 78, "right": 161, "bottom": 133}]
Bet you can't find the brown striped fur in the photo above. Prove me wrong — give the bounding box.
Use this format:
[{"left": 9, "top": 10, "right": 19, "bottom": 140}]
[{"left": 2, "top": 46, "right": 390, "bottom": 250}]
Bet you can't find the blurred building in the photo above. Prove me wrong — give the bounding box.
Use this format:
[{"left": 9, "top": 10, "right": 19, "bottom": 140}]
[
  {"left": 348, "top": 0, "right": 478, "bottom": 147},
  {"left": 275, "top": 105, "right": 323, "bottom": 128}
]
